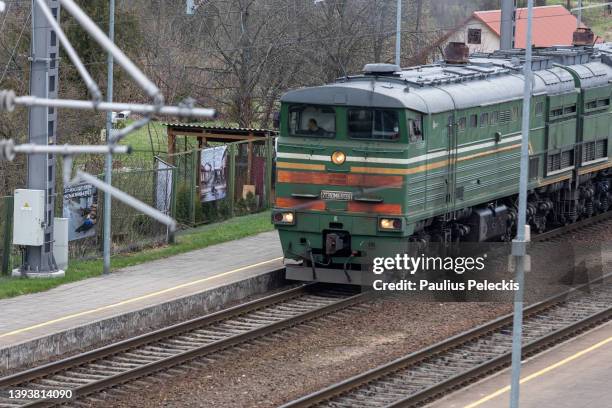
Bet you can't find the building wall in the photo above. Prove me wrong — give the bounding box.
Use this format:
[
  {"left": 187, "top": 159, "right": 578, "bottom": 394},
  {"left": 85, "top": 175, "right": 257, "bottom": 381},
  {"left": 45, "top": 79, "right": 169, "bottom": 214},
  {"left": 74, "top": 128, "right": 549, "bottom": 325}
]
[{"left": 447, "top": 18, "right": 500, "bottom": 54}]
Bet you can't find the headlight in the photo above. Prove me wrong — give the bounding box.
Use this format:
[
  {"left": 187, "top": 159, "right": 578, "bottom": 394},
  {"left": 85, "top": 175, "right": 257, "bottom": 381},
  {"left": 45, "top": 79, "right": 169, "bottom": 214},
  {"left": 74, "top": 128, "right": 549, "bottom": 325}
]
[
  {"left": 331, "top": 151, "right": 346, "bottom": 165},
  {"left": 379, "top": 218, "right": 402, "bottom": 230},
  {"left": 273, "top": 211, "right": 295, "bottom": 225}
]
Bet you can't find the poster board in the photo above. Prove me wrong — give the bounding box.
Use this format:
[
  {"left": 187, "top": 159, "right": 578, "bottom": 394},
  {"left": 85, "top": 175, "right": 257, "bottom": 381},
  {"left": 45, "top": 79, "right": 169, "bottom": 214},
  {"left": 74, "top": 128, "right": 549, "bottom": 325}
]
[
  {"left": 200, "top": 145, "right": 228, "bottom": 202},
  {"left": 63, "top": 183, "right": 98, "bottom": 241},
  {"left": 155, "top": 157, "right": 174, "bottom": 215}
]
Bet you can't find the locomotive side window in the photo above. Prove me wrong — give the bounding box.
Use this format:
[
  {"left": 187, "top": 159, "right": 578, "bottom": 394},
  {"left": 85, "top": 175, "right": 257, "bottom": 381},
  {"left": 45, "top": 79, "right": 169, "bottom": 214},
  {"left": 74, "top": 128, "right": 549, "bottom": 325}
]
[
  {"left": 480, "top": 113, "right": 488, "bottom": 127},
  {"left": 469, "top": 114, "right": 478, "bottom": 128},
  {"left": 288, "top": 105, "right": 336, "bottom": 137},
  {"left": 408, "top": 115, "right": 423, "bottom": 143},
  {"left": 535, "top": 102, "right": 544, "bottom": 116},
  {"left": 458, "top": 117, "right": 466, "bottom": 132},
  {"left": 348, "top": 108, "right": 399, "bottom": 140}
]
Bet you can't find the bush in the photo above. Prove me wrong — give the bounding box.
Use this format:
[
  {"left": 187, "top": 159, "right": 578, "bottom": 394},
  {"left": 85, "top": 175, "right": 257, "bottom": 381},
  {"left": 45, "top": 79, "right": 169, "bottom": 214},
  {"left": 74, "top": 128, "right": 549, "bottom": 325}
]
[
  {"left": 175, "top": 184, "right": 203, "bottom": 224},
  {"left": 175, "top": 184, "right": 191, "bottom": 222},
  {"left": 132, "top": 213, "right": 155, "bottom": 235},
  {"left": 235, "top": 192, "right": 258, "bottom": 216}
]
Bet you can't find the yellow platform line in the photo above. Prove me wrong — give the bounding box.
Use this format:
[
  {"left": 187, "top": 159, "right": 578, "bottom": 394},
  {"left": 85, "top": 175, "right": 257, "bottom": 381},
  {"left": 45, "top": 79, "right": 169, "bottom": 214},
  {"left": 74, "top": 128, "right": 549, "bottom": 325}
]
[
  {"left": 0, "top": 257, "right": 283, "bottom": 339},
  {"left": 464, "top": 333, "right": 612, "bottom": 408}
]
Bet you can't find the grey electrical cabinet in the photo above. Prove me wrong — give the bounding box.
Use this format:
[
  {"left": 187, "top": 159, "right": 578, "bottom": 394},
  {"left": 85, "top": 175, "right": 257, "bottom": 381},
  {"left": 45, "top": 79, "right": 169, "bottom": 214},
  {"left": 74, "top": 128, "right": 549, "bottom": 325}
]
[{"left": 13, "top": 189, "right": 45, "bottom": 246}]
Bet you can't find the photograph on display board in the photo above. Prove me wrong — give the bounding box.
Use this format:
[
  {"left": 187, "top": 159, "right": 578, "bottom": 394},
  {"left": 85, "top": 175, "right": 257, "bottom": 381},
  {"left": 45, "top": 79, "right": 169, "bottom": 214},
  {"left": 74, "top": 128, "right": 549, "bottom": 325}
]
[
  {"left": 200, "top": 145, "right": 228, "bottom": 203},
  {"left": 63, "top": 183, "right": 98, "bottom": 241}
]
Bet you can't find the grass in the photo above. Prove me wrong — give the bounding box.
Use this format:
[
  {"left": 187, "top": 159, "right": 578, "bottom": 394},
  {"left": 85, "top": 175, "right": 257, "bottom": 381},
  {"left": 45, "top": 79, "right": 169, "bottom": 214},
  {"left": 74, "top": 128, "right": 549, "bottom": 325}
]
[
  {"left": 0, "top": 211, "right": 274, "bottom": 300},
  {"left": 117, "top": 119, "right": 243, "bottom": 163},
  {"left": 118, "top": 120, "right": 168, "bottom": 163}
]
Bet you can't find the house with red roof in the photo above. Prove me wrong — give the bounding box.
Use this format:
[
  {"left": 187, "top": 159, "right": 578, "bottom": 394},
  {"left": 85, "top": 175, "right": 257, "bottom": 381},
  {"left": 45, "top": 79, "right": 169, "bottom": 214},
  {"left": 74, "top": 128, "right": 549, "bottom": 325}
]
[{"left": 447, "top": 5, "right": 599, "bottom": 54}]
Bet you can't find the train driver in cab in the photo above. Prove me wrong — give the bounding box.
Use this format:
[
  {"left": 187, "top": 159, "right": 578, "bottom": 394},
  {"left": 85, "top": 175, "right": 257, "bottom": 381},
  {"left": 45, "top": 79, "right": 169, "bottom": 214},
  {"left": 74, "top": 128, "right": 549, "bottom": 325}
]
[{"left": 307, "top": 118, "right": 325, "bottom": 135}]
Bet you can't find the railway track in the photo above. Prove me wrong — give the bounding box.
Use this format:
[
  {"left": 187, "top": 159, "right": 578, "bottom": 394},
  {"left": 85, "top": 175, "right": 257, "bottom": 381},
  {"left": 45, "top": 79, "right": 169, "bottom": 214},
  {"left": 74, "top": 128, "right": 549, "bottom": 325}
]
[
  {"left": 0, "top": 280, "right": 365, "bottom": 407},
  {"left": 281, "top": 210, "right": 612, "bottom": 408},
  {"left": 2, "top": 214, "right": 611, "bottom": 407},
  {"left": 282, "top": 276, "right": 612, "bottom": 408},
  {"left": 533, "top": 210, "right": 612, "bottom": 242}
]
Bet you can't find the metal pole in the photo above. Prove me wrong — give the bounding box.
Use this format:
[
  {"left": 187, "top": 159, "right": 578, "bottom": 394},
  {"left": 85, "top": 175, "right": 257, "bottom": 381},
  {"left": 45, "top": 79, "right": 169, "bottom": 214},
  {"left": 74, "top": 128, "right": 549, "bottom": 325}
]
[
  {"left": 21, "top": 0, "right": 62, "bottom": 277},
  {"left": 395, "top": 0, "right": 401, "bottom": 67},
  {"left": 35, "top": 0, "right": 101, "bottom": 101},
  {"left": 110, "top": 117, "right": 150, "bottom": 143},
  {"left": 11, "top": 96, "right": 216, "bottom": 117},
  {"left": 572, "top": 2, "right": 612, "bottom": 12},
  {"left": 77, "top": 171, "right": 177, "bottom": 232},
  {"left": 577, "top": 0, "right": 582, "bottom": 27},
  {"left": 13, "top": 143, "right": 129, "bottom": 155},
  {"left": 103, "top": 0, "right": 114, "bottom": 275},
  {"left": 509, "top": 1, "right": 534, "bottom": 407},
  {"left": 500, "top": 0, "right": 516, "bottom": 50}
]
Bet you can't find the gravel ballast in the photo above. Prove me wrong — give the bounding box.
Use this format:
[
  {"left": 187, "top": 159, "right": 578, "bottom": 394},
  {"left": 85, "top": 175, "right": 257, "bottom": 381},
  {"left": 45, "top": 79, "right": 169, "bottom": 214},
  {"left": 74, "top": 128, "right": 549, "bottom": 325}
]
[{"left": 97, "top": 299, "right": 511, "bottom": 407}]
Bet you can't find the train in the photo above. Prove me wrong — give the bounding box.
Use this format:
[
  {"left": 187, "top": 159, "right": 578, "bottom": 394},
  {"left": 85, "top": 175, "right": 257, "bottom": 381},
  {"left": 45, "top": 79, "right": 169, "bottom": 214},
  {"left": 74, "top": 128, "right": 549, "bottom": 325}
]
[{"left": 272, "top": 34, "right": 612, "bottom": 285}]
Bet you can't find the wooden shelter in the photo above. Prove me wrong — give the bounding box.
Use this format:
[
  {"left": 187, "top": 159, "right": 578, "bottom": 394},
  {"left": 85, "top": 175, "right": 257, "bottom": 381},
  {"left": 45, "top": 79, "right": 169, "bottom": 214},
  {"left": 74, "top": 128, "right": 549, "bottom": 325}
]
[{"left": 164, "top": 123, "right": 277, "bottom": 211}]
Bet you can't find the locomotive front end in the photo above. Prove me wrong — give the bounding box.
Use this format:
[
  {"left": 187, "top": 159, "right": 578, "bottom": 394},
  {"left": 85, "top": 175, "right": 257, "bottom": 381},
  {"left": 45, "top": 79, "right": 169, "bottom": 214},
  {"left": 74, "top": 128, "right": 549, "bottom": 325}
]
[{"left": 273, "top": 83, "right": 425, "bottom": 285}]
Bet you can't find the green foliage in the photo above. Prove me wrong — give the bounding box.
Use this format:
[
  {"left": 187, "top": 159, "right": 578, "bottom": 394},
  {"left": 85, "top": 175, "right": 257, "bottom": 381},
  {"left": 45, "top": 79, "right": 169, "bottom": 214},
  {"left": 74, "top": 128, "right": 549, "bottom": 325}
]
[
  {"left": 62, "top": 1, "right": 143, "bottom": 93},
  {"left": 131, "top": 213, "right": 155, "bottom": 236},
  {"left": 201, "top": 199, "right": 234, "bottom": 223},
  {"left": 175, "top": 184, "right": 192, "bottom": 222},
  {"left": 235, "top": 192, "right": 259, "bottom": 216},
  {"left": 235, "top": 198, "right": 248, "bottom": 216},
  {"left": 201, "top": 201, "right": 219, "bottom": 223},
  {"left": 217, "top": 200, "right": 232, "bottom": 219},
  {"left": 176, "top": 183, "right": 209, "bottom": 225}
]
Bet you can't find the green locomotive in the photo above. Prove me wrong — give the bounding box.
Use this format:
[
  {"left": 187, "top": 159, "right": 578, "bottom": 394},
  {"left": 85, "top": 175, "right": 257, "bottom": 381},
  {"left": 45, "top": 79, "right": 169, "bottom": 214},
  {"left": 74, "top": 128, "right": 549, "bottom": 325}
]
[{"left": 272, "top": 41, "right": 612, "bottom": 285}]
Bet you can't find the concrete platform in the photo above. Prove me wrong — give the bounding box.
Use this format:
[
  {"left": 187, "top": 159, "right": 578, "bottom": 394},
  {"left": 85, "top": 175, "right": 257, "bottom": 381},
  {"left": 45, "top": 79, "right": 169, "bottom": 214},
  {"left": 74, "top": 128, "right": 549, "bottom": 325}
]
[
  {"left": 428, "top": 320, "right": 612, "bottom": 408},
  {"left": 0, "top": 231, "right": 284, "bottom": 373}
]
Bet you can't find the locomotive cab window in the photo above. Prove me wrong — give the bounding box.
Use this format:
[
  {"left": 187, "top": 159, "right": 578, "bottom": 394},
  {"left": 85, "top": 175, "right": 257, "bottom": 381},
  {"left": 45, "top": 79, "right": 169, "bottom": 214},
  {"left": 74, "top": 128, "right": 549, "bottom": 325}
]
[
  {"left": 348, "top": 108, "right": 399, "bottom": 141},
  {"left": 289, "top": 105, "right": 336, "bottom": 137},
  {"left": 408, "top": 115, "right": 423, "bottom": 143}
]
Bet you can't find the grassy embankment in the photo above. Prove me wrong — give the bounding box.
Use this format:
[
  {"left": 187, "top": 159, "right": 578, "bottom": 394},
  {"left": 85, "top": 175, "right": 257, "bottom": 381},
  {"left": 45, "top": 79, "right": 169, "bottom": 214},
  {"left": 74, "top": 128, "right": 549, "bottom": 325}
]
[{"left": 0, "top": 211, "right": 274, "bottom": 299}]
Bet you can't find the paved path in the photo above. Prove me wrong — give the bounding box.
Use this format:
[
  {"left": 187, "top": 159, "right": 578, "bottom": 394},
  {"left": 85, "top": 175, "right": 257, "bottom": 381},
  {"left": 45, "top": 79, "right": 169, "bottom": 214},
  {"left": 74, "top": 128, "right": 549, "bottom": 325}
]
[
  {"left": 0, "top": 231, "right": 283, "bottom": 348},
  {"left": 428, "top": 320, "right": 612, "bottom": 408}
]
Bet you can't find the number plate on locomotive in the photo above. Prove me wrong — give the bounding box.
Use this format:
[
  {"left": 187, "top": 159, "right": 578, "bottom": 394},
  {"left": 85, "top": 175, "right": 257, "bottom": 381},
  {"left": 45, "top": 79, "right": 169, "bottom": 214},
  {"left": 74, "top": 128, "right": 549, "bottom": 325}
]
[{"left": 320, "top": 190, "right": 353, "bottom": 201}]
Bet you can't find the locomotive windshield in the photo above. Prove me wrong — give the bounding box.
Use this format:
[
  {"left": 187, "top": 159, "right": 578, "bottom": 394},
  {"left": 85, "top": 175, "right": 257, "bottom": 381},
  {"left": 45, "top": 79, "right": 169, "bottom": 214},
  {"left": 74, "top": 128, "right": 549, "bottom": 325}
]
[
  {"left": 348, "top": 108, "right": 399, "bottom": 141},
  {"left": 289, "top": 105, "right": 336, "bottom": 137}
]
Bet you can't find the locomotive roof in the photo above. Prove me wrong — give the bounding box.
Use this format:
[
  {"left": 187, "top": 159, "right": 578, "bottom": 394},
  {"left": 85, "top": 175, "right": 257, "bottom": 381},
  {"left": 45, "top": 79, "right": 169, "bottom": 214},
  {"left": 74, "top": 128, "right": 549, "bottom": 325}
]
[{"left": 281, "top": 46, "right": 612, "bottom": 115}]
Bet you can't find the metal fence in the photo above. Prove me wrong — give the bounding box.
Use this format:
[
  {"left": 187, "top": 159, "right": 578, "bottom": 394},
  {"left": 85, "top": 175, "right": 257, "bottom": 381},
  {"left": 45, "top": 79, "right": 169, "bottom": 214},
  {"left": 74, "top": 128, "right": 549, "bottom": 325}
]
[
  {"left": 67, "top": 157, "right": 177, "bottom": 260},
  {"left": 1, "top": 137, "right": 275, "bottom": 268},
  {"left": 161, "top": 137, "right": 275, "bottom": 226}
]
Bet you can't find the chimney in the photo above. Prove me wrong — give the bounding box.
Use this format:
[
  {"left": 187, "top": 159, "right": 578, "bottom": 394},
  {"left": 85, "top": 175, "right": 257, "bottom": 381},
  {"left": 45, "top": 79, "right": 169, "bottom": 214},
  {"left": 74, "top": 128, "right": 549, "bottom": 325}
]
[
  {"left": 572, "top": 27, "right": 595, "bottom": 46},
  {"left": 444, "top": 42, "right": 469, "bottom": 64}
]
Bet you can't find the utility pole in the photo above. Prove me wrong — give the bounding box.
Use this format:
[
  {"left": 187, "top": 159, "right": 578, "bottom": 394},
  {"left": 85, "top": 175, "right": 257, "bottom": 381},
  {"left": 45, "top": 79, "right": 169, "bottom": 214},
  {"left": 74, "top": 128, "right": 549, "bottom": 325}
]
[
  {"left": 415, "top": 0, "right": 423, "bottom": 54},
  {"left": 509, "top": 0, "right": 534, "bottom": 407},
  {"left": 18, "top": 0, "right": 63, "bottom": 277},
  {"left": 500, "top": 0, "right": 516, "bottom": 50},
  {"left": 103, "top": 0, "right": 115, "bottom": 275},
  {"left": 186, "top": 0, "right": 195, "bottom": 15},
  {"left": 395, "top": 0, "right": 402, "bottom": 66}
]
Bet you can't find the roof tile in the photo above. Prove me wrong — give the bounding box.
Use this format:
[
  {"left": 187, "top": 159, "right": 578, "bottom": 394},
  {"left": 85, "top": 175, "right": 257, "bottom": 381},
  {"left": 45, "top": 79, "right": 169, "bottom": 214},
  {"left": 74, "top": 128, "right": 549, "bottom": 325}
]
[{"left": 473, "top": 5, "right": 595, "bottom": 47}]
